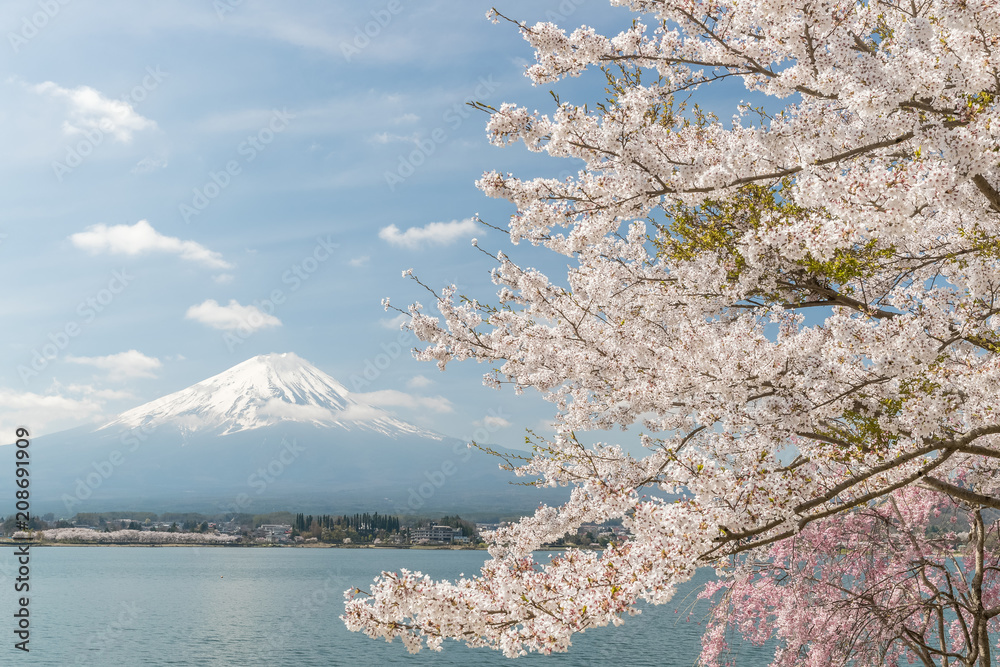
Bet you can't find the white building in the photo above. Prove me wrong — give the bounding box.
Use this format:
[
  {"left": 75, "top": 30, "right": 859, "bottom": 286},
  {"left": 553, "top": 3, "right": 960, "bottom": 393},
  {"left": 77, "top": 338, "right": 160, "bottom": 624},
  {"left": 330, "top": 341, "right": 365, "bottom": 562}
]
[
  {"left": 411, "top": 525, "right": 457, "bottom": 543},
  {"left": 259, "top": 524, "right": 292, "bottom": 542}
]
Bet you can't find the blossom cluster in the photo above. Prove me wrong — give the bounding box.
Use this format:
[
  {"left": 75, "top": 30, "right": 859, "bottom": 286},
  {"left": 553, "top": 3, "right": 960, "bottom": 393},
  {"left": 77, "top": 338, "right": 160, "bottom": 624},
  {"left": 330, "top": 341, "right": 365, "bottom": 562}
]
[
  {"left": 699, "top": 486, "right": 1000, "bottom": 666},
  {"left": 16, "top": 528, "right": 240, "bottom": 545},
  {"left": 346, "top": 0, "right": 1000, "bottom": 660}
]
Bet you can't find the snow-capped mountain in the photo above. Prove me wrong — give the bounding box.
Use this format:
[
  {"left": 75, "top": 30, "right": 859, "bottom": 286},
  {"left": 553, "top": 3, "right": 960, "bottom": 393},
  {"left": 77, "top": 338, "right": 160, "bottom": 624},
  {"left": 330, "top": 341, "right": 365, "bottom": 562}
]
[
  {"left": 99, "top": 352, "right": 437, "bottom": 439},
  {"left": 7, "top": 353, "right": 559, "bottom": 516}
]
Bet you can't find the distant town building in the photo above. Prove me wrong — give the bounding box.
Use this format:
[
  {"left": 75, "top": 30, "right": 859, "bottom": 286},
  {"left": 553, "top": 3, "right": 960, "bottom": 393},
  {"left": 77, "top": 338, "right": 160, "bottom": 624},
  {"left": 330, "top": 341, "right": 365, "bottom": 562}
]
[
  {"left": 259, "top": 524, "right": 292, "bottom": 542},
  {"left": 578, "top": 524, "right": 628, "bottom": 539},
  {"left": 475, "top": 523, "right": 507, "bottom": 535},
  {"left": 411, "top": 525, "right": 459, "bottom": 544}
]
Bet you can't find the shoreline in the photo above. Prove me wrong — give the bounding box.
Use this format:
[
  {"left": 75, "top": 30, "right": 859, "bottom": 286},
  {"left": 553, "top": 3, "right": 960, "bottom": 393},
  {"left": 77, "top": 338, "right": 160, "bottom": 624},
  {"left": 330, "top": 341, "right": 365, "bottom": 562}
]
[
  {"left": 0, "top": 540, "right": 594, "bottom": 551},
  {"left": 0, "top": 540, "right": 487, "bottom": 549}
]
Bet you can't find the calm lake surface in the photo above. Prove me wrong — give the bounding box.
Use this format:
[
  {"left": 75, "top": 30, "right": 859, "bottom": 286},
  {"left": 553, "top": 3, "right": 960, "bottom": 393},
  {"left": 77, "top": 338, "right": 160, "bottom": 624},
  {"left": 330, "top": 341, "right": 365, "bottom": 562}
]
[{"left": 0, "top": 547, "right": 775, "bottom": 666}]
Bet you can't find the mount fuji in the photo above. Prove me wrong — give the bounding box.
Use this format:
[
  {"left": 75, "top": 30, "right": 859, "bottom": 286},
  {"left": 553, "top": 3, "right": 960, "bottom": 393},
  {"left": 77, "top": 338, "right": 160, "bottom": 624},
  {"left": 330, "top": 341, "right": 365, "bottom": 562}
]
[
  {"left": 99, "top": 352, "right": 437, "bottom": 439},
  {"left": 6, "top": 353, "right": 552, "bottom": 517}
]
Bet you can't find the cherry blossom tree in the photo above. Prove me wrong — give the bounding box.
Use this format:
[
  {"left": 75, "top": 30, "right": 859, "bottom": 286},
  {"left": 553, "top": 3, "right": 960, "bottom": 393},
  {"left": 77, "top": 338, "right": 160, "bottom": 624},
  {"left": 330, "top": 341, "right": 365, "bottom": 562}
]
[
  {"left": 699, "top": 486, "right": 1000, "bottom": 666},
  {"left": 344, "top": 0, "right": 1000, "bottom": 662},
  {"left": 16, "top": 528, "right": 240, "bottom": 544}
]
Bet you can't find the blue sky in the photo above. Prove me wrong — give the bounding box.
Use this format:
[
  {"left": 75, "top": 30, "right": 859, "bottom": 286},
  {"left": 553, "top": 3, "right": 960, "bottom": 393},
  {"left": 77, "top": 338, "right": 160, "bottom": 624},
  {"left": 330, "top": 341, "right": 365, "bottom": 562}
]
[
  {"left": 1, "top": 1, "right": 769, "bottom": 453},
  {"left": 0, "top": 0, "right": 649, "bottom": 445}
]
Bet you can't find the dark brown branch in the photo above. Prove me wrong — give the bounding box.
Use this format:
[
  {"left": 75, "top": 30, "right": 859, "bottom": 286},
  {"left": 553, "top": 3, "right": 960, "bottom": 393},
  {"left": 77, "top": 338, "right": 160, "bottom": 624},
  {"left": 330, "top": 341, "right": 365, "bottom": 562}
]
[
  {"left": 922, "top": 477, "right": 1000, "bottom": 511},
  {"left": 972, "top": 174, "right": 1000, "bottom": 214},
  {"left": 651, "top": 132, "right": 916, "bottom": 197},
  {"left": 972, "top": 174, "right": 1000, "bottom": 213},
  {"left": 706, "top": 450, "right": 955, "bottom": 559}
]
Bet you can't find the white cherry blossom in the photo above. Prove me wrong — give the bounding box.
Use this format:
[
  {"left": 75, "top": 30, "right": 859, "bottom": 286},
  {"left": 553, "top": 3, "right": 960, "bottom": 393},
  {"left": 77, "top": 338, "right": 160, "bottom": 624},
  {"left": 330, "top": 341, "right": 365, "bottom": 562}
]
[{"left": 346, "top": 0, "right": 1000, "bottom": 660}]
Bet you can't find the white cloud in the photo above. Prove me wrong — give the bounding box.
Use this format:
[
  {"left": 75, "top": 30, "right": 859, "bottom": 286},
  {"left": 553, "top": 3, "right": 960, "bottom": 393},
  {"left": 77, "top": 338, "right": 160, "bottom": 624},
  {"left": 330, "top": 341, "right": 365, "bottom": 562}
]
[
  {"left": 535, "top": 418, "right": 556, "bottom": 434},
  {"left": 70, "top": 220, "right": 233, "bottom": 269},
  {"left": 340, "top": 404, "right": 384, "bottom": 422},
  {"left": 348, "top": 255, "right": 370, "bottom": 267},
  {"left": 372, "top": 131, "right": 417, "bottom": 144},
  {"left": 46, "top": 378, "right": 135, "bottom": 401},
  {"left": 379, "top": 313, "right": 408, "bottom": 330},
  {"left": 392, "top": 113, "right": 419, "bottom": 124},
  {"left": 406, "top": 375, "right": 432, "bottom": 389},
  {"left": 32, "top": 81, "right": 156, "bottom": 142},
  {"left": 378, "top": 218, "right": 478, "bottom": 249},
  {"left": 352, "top": 389, "right": 453, "bottom": 413},
  {"left": 259, "top": 399, "right": 332, "bottom": 422},
  {"left": 0, "top": 389, "right": 104, "bottom": 440},
  {"left": 131, "top": 155, "right": 168, "bottom": 174},
  {"left": 64, "top": 385, "right": 134, "bottom": 401},
  {"left": 481, "top": 415, "right": 511, "bottom": 429},
  {"left": 185, "top": 299, "right": 282, "bottom": 332},
  {"left": 65, "top": 350, "right": 163, "bottom": 381},
  {"left": 246, "top": 17, "right": 343, "bottom": 56},
  {"left": 213, "top": 273, "right": 235, "bottom": 284}
]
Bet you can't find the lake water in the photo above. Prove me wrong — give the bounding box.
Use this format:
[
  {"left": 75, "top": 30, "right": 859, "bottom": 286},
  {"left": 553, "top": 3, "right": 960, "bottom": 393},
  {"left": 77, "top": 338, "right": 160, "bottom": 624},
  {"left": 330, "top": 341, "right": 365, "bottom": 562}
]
[{"left": 0, "top": 547, "right": 775, "bottom": 666}]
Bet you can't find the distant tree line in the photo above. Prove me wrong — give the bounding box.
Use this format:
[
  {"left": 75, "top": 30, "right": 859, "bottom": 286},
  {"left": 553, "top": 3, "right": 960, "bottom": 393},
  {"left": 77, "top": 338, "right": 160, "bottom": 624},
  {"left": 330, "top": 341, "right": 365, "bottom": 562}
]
[
  {"left": 1, "top": 510, "right": 491, "bottom": 544},
  {"left": 294, "top": 512, "right": 400, "bottom": 538}
]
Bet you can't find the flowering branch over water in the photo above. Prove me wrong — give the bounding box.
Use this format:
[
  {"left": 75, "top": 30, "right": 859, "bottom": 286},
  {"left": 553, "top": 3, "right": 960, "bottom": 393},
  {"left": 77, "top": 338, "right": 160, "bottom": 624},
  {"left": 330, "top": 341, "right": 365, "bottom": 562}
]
[{"left": 345, "top": 0, "right": 1000, "bottom": 662}]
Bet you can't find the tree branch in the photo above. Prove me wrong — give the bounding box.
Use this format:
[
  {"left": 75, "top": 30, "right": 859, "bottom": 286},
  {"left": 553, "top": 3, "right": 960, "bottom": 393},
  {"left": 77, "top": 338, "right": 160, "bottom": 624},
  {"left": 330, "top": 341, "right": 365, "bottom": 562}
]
[
  {"left": 921, "top": 477, "right": 1000, "bottom": 511},
  {"left": 973, "top": 174, "right": 1000, "bottom": 214}
]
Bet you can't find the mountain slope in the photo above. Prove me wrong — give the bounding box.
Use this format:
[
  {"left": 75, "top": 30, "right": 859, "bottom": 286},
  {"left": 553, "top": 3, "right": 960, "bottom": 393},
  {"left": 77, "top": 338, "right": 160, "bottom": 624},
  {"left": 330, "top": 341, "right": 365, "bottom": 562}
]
[
  {"left": 99, "top": 352, "right": 436, "bottom": 438},
  {"left": 5, "top": 353, "right": 557, "bottom": 516}
]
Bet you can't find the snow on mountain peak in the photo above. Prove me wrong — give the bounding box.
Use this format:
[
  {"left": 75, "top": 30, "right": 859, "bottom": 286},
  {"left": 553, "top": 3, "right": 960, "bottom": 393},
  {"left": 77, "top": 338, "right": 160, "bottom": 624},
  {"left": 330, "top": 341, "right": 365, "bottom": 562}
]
[{"left": 98, "top": 352, "right": 439, "bottom": 438}]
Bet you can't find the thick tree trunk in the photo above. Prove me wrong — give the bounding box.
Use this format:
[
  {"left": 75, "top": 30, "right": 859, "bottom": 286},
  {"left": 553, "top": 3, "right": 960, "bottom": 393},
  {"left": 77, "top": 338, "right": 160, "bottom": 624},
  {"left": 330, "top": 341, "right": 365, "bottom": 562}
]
[{"left": 971, "top": 509, "right": 991, "bottom": 667}]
